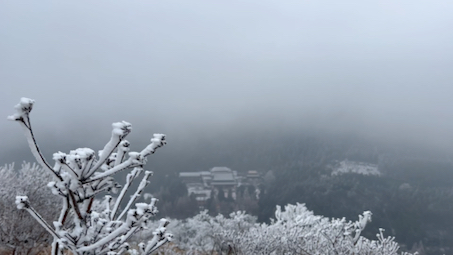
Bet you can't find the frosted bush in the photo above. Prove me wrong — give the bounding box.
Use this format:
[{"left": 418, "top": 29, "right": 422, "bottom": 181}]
[
  {"left": 8, "top": 98, "right": 172, "bottom": 255},
  {"left": 0, "top": 163, "right": 60, "bottom": 255},
  {"left": 144, "top": 203, "right": 415, "bottom": 255}
]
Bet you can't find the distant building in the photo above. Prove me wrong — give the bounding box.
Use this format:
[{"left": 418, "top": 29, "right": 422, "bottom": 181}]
[
  {"left": 186, "top": 183, "right": 211, "bottom": 204},
  {"left": 246, "top": 170, "right": 261, "bottom": 186},
  {"left": 210, "top": 167, "right": 237, "bottom": 187},
  {"left": 179, "top": 167, "right": 262, "bottom": 204},
  {"left": 331, "top": 160, "right": 380, "bottom": 176}
]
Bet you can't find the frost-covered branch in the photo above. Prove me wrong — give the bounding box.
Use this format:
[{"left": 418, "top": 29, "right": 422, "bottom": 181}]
[
  {"left": 8, "top": 98, "right": 171, "bottom": 255},
  {"left": 7, "top": 98, "right": 62, "bottom": 180},
  {"left": 111, "top": 167, "right": 142, "bottom": 220},
  {"left": 87, "top": 121, "right": 132, "bottom": 177},
  {"left": 15, "top": 196, "right": 60, "bottom": 240},
  {"left": 117, "top": 171, "right": 153, "bottom": 220}
]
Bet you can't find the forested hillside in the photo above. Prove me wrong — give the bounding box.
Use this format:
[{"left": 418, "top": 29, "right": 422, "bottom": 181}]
[{"left": 150, "top": 131, "right": 453, "bottom": 255}]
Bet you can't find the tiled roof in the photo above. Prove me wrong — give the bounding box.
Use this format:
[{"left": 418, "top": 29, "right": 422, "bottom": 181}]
[
  {"left": 210, "top": 166, "right": 232, "bottom": 172},
  {"left": 179, "top": 172, "right": 202, "bottom": 177}
]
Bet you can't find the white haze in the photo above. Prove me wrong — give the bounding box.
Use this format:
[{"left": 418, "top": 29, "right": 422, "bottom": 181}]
[{"left": 1, "top": 0, "right": 452, "bottom": 162}]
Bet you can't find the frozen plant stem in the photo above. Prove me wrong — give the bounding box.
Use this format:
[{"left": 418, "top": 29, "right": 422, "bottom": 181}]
[
  {"left": 15, "top": 196, "right": 60, "bottom": 240},
  {"left": 117, "top": 171, "right": 152, "bottom": 221},
  {"left": 111, "top": 167, "right": 141, "bottom": 221},
  {"left": 8, "top": 98, "right": 172, "bottom": 255}
]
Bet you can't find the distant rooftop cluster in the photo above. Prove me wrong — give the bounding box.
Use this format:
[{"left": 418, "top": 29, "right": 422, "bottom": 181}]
[
  {"left": 179, "top": 167, "right": 262, "bottom": 205},
  {"left": 331, "top": 160, "right": 380, "bottom": 176}
]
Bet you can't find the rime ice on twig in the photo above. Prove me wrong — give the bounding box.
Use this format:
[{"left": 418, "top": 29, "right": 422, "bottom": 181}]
[
  {"left": 8, "top": 97, "right": 58, "bottom": 179},
  {"left": 9, "top": 98, "right": 171, "bottom": 255}
]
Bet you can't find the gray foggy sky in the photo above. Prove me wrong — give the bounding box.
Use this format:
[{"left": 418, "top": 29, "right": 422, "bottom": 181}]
[{"left": 1, "top": 0, "right": 453, "bottom": 161}]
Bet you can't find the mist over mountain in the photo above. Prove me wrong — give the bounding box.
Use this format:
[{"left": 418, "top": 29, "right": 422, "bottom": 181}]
[
  {"left": 1, "top": 1, "right": 453, "bottom": 254},
  {"left": 1, "top": 0, "right": 453, "bottom": 161}
]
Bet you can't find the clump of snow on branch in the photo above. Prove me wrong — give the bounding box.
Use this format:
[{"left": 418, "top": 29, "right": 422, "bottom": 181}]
[
  {"left": 6, "top": 97, "right": 35, "bottom": 121},
  {"left": 7, "top": 98, "right": 171, "bottom": 255}
]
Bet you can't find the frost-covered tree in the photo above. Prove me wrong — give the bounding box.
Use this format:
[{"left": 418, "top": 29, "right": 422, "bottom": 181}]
[
  {"left": 144, "top": 203, "right": 414, "bottom": 255},
  {"left": 0, "top": 162, "right": 59, "bottom": 255},
  {"left": 216, "top": 203, "right": 403, "bottom": 255},
  {"left": 133, "top": 210, "right": 256, "bottom": 255},
  {"left": 8, "top": 98, "right": 172, "bottom": 255}
]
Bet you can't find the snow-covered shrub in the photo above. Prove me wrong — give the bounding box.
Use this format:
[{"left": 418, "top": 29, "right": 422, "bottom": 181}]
[
  {"left": 8, "top": 98, "right": 172, "bottom": 255},
  {"left": 0, "top": 162, "right": 60, "bottom": 255},
  {"left": 145, "top": 203, "right": 414, "bottom": 255},
  {"left": 134, "top": 210, "right": 256, "bottom": 255}
]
